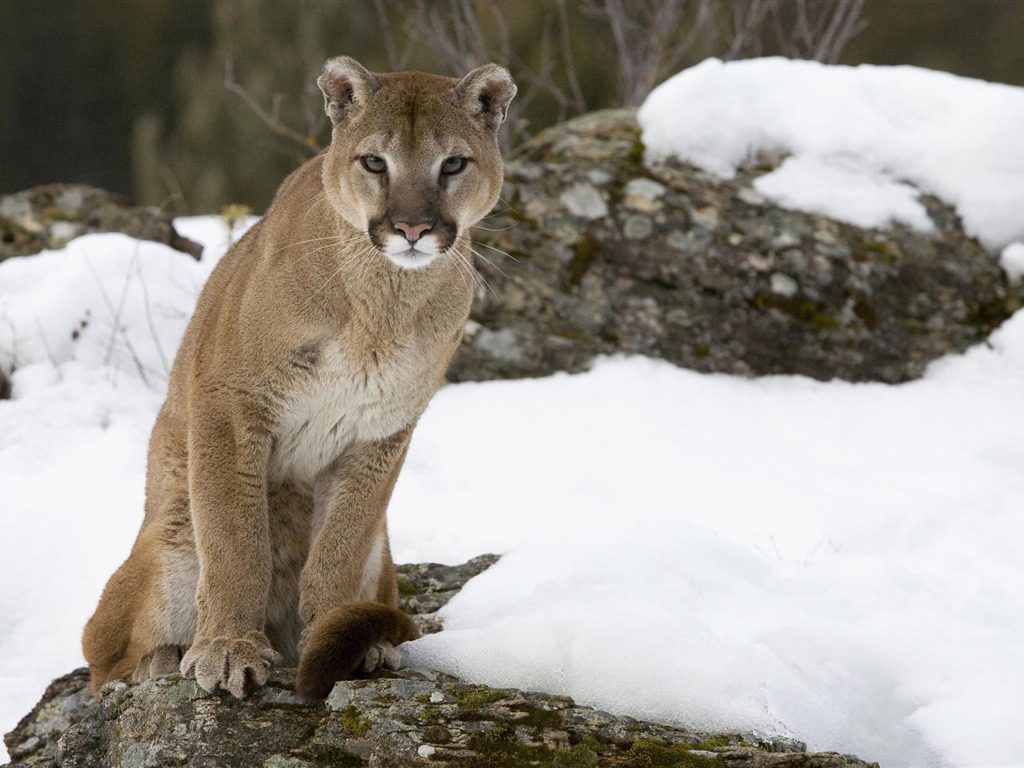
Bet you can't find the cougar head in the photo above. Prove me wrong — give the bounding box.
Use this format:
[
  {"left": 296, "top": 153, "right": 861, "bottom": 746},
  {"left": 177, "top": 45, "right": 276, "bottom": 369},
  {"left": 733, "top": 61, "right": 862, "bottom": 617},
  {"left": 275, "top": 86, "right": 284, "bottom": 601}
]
[{"left": 317, "top": 57, "right": 516, "bottom": 270}]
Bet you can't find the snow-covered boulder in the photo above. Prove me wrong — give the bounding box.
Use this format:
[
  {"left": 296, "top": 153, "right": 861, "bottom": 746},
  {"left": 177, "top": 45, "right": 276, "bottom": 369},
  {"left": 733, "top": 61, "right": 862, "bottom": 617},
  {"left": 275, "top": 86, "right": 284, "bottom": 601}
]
[{"left": 453, "top": 109, "right": 1019, "bottom": 384}]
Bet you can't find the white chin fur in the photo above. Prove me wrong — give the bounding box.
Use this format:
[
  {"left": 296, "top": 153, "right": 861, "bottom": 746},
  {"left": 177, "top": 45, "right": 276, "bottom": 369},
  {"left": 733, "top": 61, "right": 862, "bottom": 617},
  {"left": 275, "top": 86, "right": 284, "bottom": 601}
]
[{"left": 384, "top": 234, "right": 440, "bottom": 270}]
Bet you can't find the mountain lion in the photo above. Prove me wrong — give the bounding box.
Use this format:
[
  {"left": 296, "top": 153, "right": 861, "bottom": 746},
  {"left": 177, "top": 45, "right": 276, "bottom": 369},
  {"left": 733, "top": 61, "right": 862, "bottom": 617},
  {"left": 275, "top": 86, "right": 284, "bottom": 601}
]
[{"left": 82, "top": 56, "right": 516, "bottom": 700}]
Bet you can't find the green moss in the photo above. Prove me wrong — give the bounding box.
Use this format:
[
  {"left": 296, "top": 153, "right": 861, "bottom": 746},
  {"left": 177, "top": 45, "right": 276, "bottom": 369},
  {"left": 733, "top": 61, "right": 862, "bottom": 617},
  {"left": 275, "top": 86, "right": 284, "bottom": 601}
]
[
  {"left": 850, "top": 291, "right": 879, "bottom": 330},
  {"left": 454, "top": 687, "right": 507, "bottom": 711},
  {"left": 549, "top": 744, "right": 600, "bottom": 767},
  {"left": 627, "top": 739, "right": 724, "bottom": 768},
  {"left": 464, "top": 723, "right": 548, "bottom": 767},
  {"left": 396, "top": 573, "right": 418, "bottom": 597},
  {"left": 419, "top": 707, "right": 445, "bottom": 725},
  {"left": 423, "top": 725, "right": 452, "bottom": 744},
  {"left": 692, "top": 737, "right": 731, "bottom": 751},
  {"left": 464, "top": 723, "right": 599, "bottom": 768},
  {"left": 294, "top": 744, "right": 365, "bottom": 766},
  {"left": 554, "top": 329, "right": 599, "bottom": 346},
  {"left": 861, "top": 239, "right": 900, "bottom": 267},
  {"left": 628, "top": 131, "right": 646, "bottom": 165},
  {"left": 751, "top": 294, "right": 839, "bottom": 331},
  {"left": 566, "top": 235, "right": 599, "bottom": 290},
  {"left": 338, "top": 705, "right": 371, "bottom": 738},
  {"left": 41, "top": 205, "right": 80, "bottom": 223},
  {"left": 509, "top": 703, "right": 565, "bottom": 729}
]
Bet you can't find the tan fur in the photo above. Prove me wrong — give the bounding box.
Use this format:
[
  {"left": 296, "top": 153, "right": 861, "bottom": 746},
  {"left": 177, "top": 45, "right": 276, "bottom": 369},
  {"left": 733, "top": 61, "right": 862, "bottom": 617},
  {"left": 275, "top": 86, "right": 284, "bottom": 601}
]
[{"left": 82, "top": 57, "right": 515, "bottom": 699}]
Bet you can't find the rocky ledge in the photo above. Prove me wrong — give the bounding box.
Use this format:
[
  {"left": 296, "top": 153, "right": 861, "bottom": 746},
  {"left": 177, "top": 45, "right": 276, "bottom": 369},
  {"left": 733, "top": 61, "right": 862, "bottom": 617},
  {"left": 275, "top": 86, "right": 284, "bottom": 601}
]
[{"left": 4, "top": 556, "right": 877, "bottom": 768}]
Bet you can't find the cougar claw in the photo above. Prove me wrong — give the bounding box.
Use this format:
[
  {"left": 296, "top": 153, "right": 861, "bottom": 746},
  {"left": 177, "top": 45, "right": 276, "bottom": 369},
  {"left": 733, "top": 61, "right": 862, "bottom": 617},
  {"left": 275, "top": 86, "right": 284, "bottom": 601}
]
[
  {"left": 361, "top": 641, "right": 402, "bottom": 674},
  {"left": 180, "top": 631, "right": 281, "bottom": 698},
  {"left": 132, "top": 645, "right": 186, "bottom": 682}
]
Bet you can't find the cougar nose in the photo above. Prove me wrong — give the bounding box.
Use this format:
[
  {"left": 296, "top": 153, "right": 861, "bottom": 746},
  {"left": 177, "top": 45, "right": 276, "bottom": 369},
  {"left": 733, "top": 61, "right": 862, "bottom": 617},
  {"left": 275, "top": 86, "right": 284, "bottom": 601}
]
[{"left": 393, "top": 220, "right": 433, "bottom": 243}]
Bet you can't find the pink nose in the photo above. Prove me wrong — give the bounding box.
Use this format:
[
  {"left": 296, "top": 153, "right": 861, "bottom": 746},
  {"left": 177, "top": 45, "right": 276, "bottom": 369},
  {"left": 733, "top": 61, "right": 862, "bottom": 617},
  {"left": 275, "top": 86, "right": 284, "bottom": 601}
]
[{"left": 394, "top": 221, "right": 432, "bottom": 243}]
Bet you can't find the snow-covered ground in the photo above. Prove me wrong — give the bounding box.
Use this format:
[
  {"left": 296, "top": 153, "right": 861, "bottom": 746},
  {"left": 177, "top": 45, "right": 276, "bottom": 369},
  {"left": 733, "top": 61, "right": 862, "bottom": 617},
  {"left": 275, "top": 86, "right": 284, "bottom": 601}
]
[{"left": 2, "top": 59, "right": 1023, "bottom": 768}]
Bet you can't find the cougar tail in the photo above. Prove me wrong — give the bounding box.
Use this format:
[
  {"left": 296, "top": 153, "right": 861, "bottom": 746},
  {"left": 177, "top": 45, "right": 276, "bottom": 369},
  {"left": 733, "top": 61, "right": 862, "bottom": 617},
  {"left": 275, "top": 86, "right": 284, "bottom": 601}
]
[{"left": 295, "top": 602, "right": 420, "bottom": 700}]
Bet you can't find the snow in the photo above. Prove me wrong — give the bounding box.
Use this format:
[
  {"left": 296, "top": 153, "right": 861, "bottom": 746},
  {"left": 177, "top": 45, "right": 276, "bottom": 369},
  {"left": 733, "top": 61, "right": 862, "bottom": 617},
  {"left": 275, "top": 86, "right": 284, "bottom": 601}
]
[
  {"left": 1001, "top": 242, "right": 1024, "bottom": 285},
  {"left": 639, "top": 57, "right": 1024, "bottom": 251},
  {"left": 3, "top": 59, "right": 1024, "bottom": 768},
  {"left": 400, "top": 353, "right": 1024, "bottom": 766}
]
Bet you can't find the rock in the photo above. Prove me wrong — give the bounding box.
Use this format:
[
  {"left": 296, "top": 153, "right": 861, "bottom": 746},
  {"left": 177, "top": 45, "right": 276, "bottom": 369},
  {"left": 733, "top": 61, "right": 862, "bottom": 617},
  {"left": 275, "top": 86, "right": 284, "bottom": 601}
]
[
  {"left": 397, "top": 555, "right": 500, "bottom": 635},
  {"left": 449, "top": 109, "right": 1021, "bottom": 384},
  {"left": 3, "top": 556, "right": 878, "bottom": 768},
  {"left": 4, "top": 667, "right": 878, "bottom": 768},
  {"left": 0, "top": 185, "right": 202, "bottom": 263}
]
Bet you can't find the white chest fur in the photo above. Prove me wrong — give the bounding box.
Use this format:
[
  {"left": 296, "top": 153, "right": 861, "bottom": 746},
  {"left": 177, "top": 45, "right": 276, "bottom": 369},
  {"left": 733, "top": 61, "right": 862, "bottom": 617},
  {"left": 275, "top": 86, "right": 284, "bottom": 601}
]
[{"left": 268, "top": 338, "right": 435, "bottom": 491}]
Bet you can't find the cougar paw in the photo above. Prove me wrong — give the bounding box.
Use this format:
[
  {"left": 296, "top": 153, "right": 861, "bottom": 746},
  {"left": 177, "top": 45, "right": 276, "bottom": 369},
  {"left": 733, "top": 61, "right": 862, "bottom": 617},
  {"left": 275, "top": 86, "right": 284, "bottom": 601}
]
[
  {"left": 296, "top": 604, "right": 419, "bottom": 699},
  {"left": 361, "top": 641, "right": 402, "bottom": 674},
  {"left": 180, "top": 631, "right": 282, "bottom": 698},
  {"left": 133, "top": 644, "right": 186, "bottom": 682}
]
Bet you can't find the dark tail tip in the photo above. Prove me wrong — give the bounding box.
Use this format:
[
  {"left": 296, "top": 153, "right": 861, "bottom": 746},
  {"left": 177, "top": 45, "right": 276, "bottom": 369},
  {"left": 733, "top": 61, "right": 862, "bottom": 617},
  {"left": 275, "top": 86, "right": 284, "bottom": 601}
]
[{"left": 295, "top": 602, "right": 420, "bottom": 700}]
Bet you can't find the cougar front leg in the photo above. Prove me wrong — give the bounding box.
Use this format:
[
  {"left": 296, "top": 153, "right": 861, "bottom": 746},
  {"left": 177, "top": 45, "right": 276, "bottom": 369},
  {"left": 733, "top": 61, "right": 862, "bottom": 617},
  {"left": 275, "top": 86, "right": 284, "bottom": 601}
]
[
  {"left": 178, "top": 407, "right": 282, "bottom": 697},
  {"left": 299, "top": 427, "right": 412, "bottom": 660}
]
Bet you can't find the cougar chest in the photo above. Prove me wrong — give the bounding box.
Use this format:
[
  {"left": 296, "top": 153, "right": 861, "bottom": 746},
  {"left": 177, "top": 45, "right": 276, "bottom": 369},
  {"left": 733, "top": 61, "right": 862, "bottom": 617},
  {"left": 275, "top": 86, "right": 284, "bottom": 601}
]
[{"left": 268, "top": 335, "right": 435, "bottom": 491}]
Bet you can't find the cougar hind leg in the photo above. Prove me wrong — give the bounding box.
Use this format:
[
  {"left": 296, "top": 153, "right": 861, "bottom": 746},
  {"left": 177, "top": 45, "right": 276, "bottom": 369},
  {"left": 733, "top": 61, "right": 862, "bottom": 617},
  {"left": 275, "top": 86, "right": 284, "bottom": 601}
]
[
  {"left": 132, "top": 644, "right": 187, "bottom": 682},
  {"left": 265, "top": 482, "right": 315, "bottom": 667},
  {"left": 82, "top": 543, "right": 164, "bottom": 691},
  {"left": 83, "top": 517, "right": 199, "bottom": 691}
]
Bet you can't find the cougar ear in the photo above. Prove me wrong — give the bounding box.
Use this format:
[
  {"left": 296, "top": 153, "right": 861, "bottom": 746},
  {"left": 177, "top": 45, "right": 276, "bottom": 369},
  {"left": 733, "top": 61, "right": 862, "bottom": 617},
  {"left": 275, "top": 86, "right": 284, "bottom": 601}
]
[
  {"left": 456, "top": 63, "right": 517, "bottom": 132},
  {"left": 318, "top": 56, "right": 380, "bottom": 125}
]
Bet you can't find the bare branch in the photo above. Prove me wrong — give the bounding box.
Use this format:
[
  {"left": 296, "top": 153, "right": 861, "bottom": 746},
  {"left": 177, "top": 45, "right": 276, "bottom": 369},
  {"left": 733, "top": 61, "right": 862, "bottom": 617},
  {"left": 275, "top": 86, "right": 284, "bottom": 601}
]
[
  {"left": 556, "top": 0, "right": 588, "bottom": 116},
  {"left": 769, "top": 0, "right": 867, "bottom": 63},
  {"left": 812, "top": 0, "right": 868, "bottom": 64},
  {"left": 373, "top": 0, "right": 420, "bottom": 70},
  {"left": 725, "top": 0, "right": 778, "bottom": 60},
  {"left": 224, "top": 57, "right": 323, "bottom": 153},
  {"left": 583, "top": 0, "right": 716, "bottom": 107}
]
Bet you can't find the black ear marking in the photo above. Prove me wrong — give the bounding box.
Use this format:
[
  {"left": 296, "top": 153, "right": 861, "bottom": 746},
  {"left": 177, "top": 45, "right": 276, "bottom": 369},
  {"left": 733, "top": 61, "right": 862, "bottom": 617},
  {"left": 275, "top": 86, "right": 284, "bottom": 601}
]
[
  {"left": 456, "top": 63, "right": 517, "bottom": 132},
  {"left": 317, "top": 56, "right": 381, "bottom": 125}
]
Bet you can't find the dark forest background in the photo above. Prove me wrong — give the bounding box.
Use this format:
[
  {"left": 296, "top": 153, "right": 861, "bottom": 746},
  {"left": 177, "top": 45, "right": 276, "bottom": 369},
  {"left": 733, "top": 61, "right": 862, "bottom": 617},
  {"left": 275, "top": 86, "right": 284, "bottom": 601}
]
[{"left": 1, "top": 0, "right": 1022, "bottom": 215}]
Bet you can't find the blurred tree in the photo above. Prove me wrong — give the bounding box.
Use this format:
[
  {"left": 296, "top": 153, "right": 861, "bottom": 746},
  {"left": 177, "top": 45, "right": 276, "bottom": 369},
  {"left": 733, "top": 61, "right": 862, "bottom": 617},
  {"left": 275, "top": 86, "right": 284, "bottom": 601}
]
[
  {"left": 0, "top": 0, "right": 211, "bottom": 201},
  {"left": 841, "top": 0, "right": 1024, "bottom": 87},
  {"left": 1, "top": 0, "right": 1020, "bottom": 213},
  {"left": 165, "top": 0, "right": 869, "bottom": 211},
  {"left": 134, "top": 1, "right": 384, "bottom": 213}
]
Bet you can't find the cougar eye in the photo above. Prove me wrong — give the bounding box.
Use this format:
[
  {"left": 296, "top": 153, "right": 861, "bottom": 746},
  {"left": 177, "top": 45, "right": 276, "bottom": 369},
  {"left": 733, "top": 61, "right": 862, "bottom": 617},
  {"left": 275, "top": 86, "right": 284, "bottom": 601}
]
[
  {"left": 360, "top": 155, "right": 387, "bottom": 174},
  {"left": 440, "top": 156, "right": 469, "bottom": 176}
]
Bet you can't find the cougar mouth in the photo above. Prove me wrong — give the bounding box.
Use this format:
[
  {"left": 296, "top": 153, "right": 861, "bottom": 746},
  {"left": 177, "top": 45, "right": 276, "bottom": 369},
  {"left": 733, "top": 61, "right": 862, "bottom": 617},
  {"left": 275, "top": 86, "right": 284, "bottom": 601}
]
[
  {"left": 368, "top": 216, "right": 460, "bottom": 271},
  {"left": 383, "top": 232, "right": 441, "bottom": 270}
]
